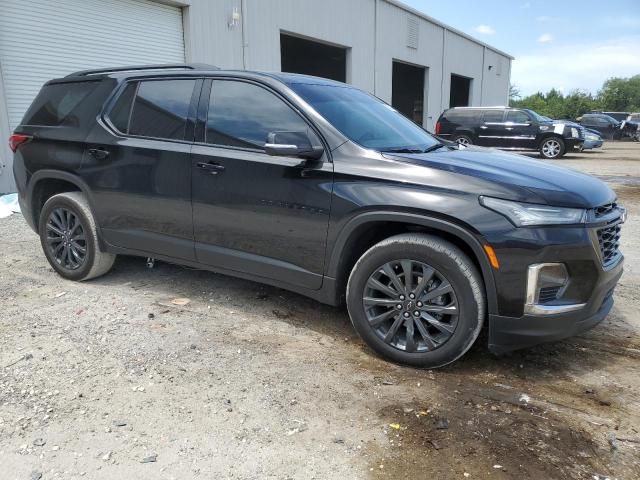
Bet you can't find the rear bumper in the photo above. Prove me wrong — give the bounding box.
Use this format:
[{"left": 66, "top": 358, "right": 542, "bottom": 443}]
[{"left": 488, "top": 256, "right": 623, "bottom": 354}]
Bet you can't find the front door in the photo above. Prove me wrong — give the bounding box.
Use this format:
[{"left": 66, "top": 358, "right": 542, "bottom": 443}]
[
  {"left": 82, "top": 78, "right": 200, "bottom": 260},
  {"left": 191, "top": 79, "right": 333, "bottom": 290},
  {"left": 503, "top": 110, "right": 537, "bottom": 149}
]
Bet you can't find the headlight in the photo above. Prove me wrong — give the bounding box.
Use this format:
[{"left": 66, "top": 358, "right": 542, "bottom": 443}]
[{"left": 480, "top": 197, "right": 587, "bottom": 226}]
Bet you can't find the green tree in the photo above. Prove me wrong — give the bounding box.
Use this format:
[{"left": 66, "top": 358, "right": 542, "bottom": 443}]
[{"left": 599, "top": 75, "right": 640, "bottom": 112}]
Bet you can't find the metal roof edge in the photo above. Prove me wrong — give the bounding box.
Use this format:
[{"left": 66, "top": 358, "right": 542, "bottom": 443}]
[{"left": 381, "top": 0, "right": 515, "bottom": 60}]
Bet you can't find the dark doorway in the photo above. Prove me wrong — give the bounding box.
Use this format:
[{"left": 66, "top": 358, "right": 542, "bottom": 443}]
[
  {"left": 392, "top": 61, "right": 426, "bottom": 125},
  {"left": 450, "top": 74, "right": 472, "bottom": 107},
  {"left": 280, "top": 33, "right": 347, "bottom": 83}
]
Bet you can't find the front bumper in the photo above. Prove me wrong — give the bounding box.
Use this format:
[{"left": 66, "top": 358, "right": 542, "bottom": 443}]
[{"left": 488, "top": 255, "right": 623, "bottom": 354}]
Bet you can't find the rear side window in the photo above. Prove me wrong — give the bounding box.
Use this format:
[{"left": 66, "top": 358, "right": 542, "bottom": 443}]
[
  {"left": 444, "top": 110, "right": 481, "bottom": 123},
  {"left": 108, "top": 82, "right": 137, "bottom": 133},
  {"left": 21, "top": 81, "right": 100, "bottom": 127},
  {"left": 483, "top": 110, "right": 504, "bottom": 122},
  {"left": 505, "top": 110, "right": 530, "bottom": 123},
  {"left": 128, "top": 80, "right": 196, "bottom": 140},
  {"left": 206, "top": 80, "right": 319, "bottom": 149}
]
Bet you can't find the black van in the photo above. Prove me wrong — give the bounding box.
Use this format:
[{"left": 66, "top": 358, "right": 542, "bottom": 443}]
[{"left": 435, "top": 107, "right": 584, "bottom": 159}]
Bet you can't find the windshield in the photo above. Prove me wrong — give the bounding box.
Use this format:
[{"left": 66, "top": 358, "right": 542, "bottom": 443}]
[
  {"left": 290, "top": 83, "right": 440, "bottom": 152},
  {"left": 525, "top": 109, "right": 549, "bottom": 123}
]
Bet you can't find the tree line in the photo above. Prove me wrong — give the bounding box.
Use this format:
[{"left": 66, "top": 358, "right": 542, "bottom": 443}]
[{"left": 509, "top": 75, "right": 640, "bottom": 120}]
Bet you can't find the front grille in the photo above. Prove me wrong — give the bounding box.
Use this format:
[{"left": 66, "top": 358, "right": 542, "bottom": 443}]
[
  {"left": 594, "top": 202, "right": 618, "bottom": 218},
  {"left": 597, "top": 222, "right": 622, "bottom": 266},
  {"left": 538, "top": 286, "right": 561, "bottom": 303}
]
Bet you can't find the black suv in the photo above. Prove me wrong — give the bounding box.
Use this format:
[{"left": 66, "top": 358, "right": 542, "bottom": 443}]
[
  {"left": 12, "top": 65, "right": 625, "bottom": 368},
  {"left": 579, "top": 113, "right": 622, "bottom": 140},
  {"left": 436, "top": 107, "right": 584, "bottom": 158}
]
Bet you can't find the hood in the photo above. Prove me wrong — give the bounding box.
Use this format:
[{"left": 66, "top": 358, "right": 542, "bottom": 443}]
[{"left": 384, "top": 145, "right": 615, "bottom": 208}]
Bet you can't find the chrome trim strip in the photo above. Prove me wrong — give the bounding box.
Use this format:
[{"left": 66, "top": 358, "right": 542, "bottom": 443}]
[
  {"left": 524, "top": 303, "right": 587, "bottom": 315},
  {"left": 524, "top": 263, "right": 582, "bottom": 316}
]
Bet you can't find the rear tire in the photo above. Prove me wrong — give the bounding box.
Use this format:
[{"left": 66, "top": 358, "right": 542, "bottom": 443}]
[
  {"left": 39, "top": 192, "right": 115, "bottom": 281},
  {"left": 346, "top": 233, "right": 485, "bottom": 368},
  {"left": 539, "top": 137, "right": 565, "bottom": 159},
  {"left": 453, "top": 134, "right": 473, "bottom": 147}
]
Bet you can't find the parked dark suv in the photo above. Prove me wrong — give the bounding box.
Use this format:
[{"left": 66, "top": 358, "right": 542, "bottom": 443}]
[
  {"left": 12, "top": 65, "right": 625, "bottom": 368},
  {"left": 578, "top": 113, "right": 622, "bottom": 140},
  {"left": 436, "top": 107, "right": 585, "bottom": 158}
]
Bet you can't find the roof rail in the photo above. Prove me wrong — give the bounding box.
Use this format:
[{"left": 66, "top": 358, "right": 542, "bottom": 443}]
[{"left": 66, "top": 63, "right": 220, "bottom": 77}]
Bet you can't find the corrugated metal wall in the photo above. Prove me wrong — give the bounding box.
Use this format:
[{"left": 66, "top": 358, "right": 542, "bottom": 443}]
[{"left": 0, "top": 0, "right": 185, "bottom": 193}]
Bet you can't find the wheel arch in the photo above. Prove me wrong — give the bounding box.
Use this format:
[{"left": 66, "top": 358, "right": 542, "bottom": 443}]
[
  {"left": 327, "top": 211, "right": 498, "bottom": 314},
  {"left": 28, "top": 170, "right": 105, "bottom": 248}
]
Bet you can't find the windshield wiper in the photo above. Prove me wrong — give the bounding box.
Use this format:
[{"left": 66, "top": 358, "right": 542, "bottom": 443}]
[
  {"left": 381, "top": 143, "right": 448, "bottom": 154},
  {"left": 381, "top": 147, "right": 427, "bottom": 153},
  {"left": 421, "top": 143, "right": 448, "bottom": 153}
]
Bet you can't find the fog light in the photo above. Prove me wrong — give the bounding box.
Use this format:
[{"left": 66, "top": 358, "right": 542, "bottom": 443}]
[{"left": 524, "top": 263, "right": 585, "bottom": 315}]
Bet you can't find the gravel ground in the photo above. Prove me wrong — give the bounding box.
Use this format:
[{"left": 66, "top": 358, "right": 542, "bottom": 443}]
[{"left": 1, "top": 142, "right": 639, "bottom": 480}]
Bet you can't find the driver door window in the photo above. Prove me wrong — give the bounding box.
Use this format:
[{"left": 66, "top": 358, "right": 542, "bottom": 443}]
[{"left": 205, "top": 80, "right": 320, "bottom": 149}]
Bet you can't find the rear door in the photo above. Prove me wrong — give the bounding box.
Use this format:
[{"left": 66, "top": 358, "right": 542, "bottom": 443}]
[
  {"left": 83, "top": 77, "right": 200, "bottom": 260},
  {"left": 190, "top": 78, "right": 333, "bottom": 290},
  {"left": 477, "top": 109, "right": 505, "bottom": 146},
  {"left": 503, "top": 110, "right": 537, "bottom": 149}
]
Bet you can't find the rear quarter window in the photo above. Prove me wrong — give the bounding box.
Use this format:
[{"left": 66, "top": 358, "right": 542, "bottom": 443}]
[
  {"left": 128, "top": 79, "right": 196, "bottom": 140},
  {"left": 444, "top": 110, "right": 482, "bottom": 124},
  {"left": 21, "top": 80, "right": 108, "bottom": 127}
]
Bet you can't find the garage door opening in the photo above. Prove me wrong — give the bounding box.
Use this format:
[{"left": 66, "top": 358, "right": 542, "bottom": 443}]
[
  {"left": 450, "top": 74, "right": 472, "bottom": 107},
  {"left": 280, "top": 33, "right": 347, "bottom": 83},
  {"left": 392, "top": 61, "right": 426, "bottom": 125}
]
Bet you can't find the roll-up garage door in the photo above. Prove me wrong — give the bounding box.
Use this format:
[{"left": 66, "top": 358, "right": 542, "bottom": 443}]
[{"left": 0, "top": 0, "right": 185, "bottom": 131}]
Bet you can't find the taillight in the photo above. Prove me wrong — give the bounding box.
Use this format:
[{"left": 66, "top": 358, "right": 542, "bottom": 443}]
[
  {"left": 435, "top": 120, "right": 441, "bottom": 135},
  {"left": 9, "top": 133, "right": 31, "bottom": 153}
]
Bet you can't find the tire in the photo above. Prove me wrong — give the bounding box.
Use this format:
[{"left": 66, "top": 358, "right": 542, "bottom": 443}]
[
  {"left": 346, "top": 233, "right": 485, "bottom": 368},
  {"left": 39, "top": 192, "right": 115, "bottom": 281},
  {"left": 453, "top": 134, "right": 473, "bottom": 147},
  {"left": 539, "top": 137, "right": 565, "bottom": 159}
]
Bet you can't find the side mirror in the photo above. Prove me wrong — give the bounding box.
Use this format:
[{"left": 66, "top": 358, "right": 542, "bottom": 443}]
[{"left": 265, "top": 131, "right": 324, "bottom": 160}]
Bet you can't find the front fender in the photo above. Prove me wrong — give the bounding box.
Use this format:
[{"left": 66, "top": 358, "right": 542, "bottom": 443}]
[{"left": 326, "top": 210, "right": 498, "bottom": 315}]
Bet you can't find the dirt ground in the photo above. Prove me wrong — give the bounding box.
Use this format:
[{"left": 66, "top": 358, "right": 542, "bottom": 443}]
[{"left": 1, "top": 142, "right": 639, "bottom": 480}]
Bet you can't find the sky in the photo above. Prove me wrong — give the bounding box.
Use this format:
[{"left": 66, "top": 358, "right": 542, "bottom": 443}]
[{"left": 402, "top": 0, "right": 640, "bottom": 96}]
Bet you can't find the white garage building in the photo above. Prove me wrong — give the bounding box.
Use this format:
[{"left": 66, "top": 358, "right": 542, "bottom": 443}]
[{"left": 0, "top": 0, "right": 512, "bottom": 193}]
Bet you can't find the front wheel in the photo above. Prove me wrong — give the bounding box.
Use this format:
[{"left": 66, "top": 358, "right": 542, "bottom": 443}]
[
  {"left": 346, "top": 234, "right": 485, "bottom": 368},
  {"left": 539, "top": 137, "right": 566, "bottom": 159}
]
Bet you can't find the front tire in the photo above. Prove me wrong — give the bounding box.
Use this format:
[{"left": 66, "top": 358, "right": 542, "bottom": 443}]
[
  {"left": 346, "top": 233, "right": 485, "bottom": 368},
  {"left": 39, "top": 192, "right": 115, "bottom": 281},
  {"left": 539, "top": 137, "right": 565, "bottom": 159}
]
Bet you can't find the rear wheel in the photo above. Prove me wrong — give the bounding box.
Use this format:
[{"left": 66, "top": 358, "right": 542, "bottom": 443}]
[
  {"left": 453, "top": 134, "right": 472, "bottom": 147},
  {"left": 39, "top": 192, "right": 115, "bottom": 281},
  {"left": 346, "top": 233, "right": 485, "bottom": 368},
  {"left": 539, "top": 137, "right": 565, "bottom": 159}
]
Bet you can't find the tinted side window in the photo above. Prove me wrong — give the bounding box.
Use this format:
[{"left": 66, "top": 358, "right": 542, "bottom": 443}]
[
  {"left": 22, "top": 81, "right": 99, "bottom": 126},
  {"left": 206, "top": 80, "right": 319, "bottom": 149},
  {"left": 483, "top": 110, "right": 504, "bottom": 122},
  {"left": 108, "top": 82, "right": 137, "bottom": 133},
  {"left": 445, "top": 110, "right": 481, "bottom": 124},
  {"left": 505, "top": 110, "right": 530, "bottom": 123},
  {"left": 129, "top": 80, "right": 196, "bottom": 140}
]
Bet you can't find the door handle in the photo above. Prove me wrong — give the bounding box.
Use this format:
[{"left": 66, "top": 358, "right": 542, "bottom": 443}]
[
  {"left": 88, "top": 148, "right": 110, "bottom": 160},
  {"left": 480, "top": 125, "right": 488, "bottom": 130},
  {"left": 505, "top": 127, "right": 514, "bottom": 130},
  {"left": 196, "top": 161, "right": 225, "bottom": 175}
]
